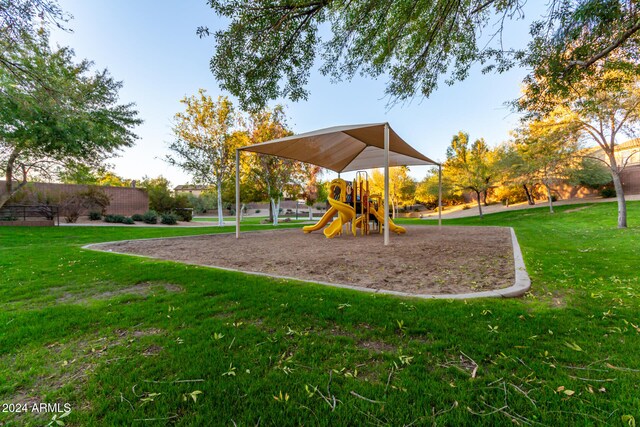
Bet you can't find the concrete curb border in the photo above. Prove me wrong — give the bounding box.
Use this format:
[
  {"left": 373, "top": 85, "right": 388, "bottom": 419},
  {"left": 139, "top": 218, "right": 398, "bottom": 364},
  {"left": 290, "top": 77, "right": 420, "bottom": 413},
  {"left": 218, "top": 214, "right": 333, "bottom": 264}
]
[{"left": 82, "top": 226, "right": 531, "bottom": 300}]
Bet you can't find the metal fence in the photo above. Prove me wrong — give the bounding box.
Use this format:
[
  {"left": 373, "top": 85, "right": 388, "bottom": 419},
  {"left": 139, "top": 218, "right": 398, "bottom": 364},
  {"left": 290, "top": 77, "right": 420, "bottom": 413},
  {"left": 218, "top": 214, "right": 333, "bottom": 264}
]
[{"left": 0, "top": 204, "right": 60, "bottom": 225}]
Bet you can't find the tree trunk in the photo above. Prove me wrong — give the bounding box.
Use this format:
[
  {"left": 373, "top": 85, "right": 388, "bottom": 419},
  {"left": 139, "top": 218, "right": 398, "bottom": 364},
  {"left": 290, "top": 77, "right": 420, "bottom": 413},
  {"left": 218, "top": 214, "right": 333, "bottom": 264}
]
[
  {"left": 610, "top": 168, "right": 627, "bottom": 228},
  {"left": 307, "top": 203, "right": 313, "bottom": 221},
  {"left": 267, "top": 184, "right": 273, "bottom": 223},
  {"left": 523, "top": 184, "right": 535, "bottom": 205},
  {"left": 0, "top": 148, "right": 25, "bottom": 210},
  {"left": 271, "top": 197, "right": 280, "bottom": 225},
  {"left": 216, "top": 178, "right": 224, "bottom": 226},
  {"left": 240, "top": 203, "right": 245, "bottom": 221},
  {"left": 483, "top": 190, "right": 488, "bottom": 206},
  {"left": 475, "top": 191, "right": 483, "bottom": 218},
  {"left": 544, "top": 183, "right": 554, "bottom": 214},
  {"left": 0, "top": 193, "right": 10, "bottom": 209}
]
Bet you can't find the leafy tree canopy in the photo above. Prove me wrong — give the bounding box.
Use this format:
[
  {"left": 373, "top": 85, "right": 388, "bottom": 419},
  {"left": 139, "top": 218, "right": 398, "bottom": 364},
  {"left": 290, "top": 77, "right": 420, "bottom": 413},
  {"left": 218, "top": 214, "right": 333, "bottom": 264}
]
[
  {"left": 0, "top": 28, "right": 141, "bottom": 208},
  {"left": 201, "top": 0, "right": 639, "bottom": 110}
]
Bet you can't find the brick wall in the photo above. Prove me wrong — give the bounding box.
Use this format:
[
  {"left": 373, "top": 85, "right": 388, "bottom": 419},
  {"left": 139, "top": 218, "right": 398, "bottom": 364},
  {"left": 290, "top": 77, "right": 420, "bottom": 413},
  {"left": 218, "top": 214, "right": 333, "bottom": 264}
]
[
  {"left": 1, "top": 181, "right": 149, "bottom": 216},
  {"left": 621, "top": 165, "right": 640, "bottom": 195}
]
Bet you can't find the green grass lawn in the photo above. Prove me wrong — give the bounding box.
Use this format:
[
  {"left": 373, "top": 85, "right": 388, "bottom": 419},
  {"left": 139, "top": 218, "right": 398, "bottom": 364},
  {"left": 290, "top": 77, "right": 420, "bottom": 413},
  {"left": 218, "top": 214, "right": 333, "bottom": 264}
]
[{"left": 1, "top": 202, "right": 639, "bottom": 426}]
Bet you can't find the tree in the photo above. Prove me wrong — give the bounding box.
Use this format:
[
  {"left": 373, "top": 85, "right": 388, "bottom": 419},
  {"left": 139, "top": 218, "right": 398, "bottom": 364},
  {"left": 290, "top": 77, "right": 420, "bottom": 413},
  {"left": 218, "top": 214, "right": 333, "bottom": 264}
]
[
  {"left": 0, "top": 30, "right": 141, "bottom": 209},
  {"left": 59, "top": 163, "right": 101, "bottom": 185},
  {"left": 495, "top": 142, "right": 540, "bottom": 205},
  {"left": 168, "top": 91, "right": 239, "bottom": 226},
  {"left": 415, "top": 168, "right": 462, "bottom": 209},
  {"left": 445, "top": 132, "right": 498, "bottom": 218},
  {"left": 370, "top": 167, "right": 416, "bottom": 218},
  {"left": 522, "top": 1, "right": 639, "bottom": 104},
  {"left": 201, "top": 0, "right": 639, "bottom": 110},
  {"left": 521, "top": 68, "right": 640, "bottom": 227},
  {"left": 242, "top": 106, "right": 303, "bottom": 225},
  {"left": 139, "top": 176, "right": 175, "bottom": 214},
  {"left": 566, "top": 157, "right": 612, "bottom": 189},
  {"left": 512, "top": 108, "right": 581, "bottom": 213},
  {"left": 301, "top": 164, "right": 322, "bottom": 220},
  {"left": 1, "top": 0, "right": 69, "bottom": 90}
]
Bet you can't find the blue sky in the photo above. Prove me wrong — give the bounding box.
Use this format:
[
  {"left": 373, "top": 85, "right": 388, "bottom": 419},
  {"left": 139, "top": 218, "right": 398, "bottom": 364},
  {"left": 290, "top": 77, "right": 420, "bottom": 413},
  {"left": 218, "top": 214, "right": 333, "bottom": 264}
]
[{"left": 51, "top": 0, "right": 544, "bottom": 186}]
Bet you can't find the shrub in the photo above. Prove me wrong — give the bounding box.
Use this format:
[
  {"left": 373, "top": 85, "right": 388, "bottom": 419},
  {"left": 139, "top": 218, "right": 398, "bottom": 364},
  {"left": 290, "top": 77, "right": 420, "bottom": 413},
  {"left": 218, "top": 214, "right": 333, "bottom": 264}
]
[
  {"left": 600, "top": 186, "right": 616, "bottom": 198},
  {"left": 142, "top": 210, "right": 158, "bottom": 224},
  {"left": 59, "top": 192, "right": 85, "bottom": 223},
  {"left": 83, "top": 186, "right": 111, "bottom": 214},
  {"left": 122, "top": 217, "right": 135, "bottom": 225},
  {"left": 161, "top": 213, "right": 178, "bottom": 225},
  {"left": 131, "top": 213, "right": 144, "bottom": 221},
  {"left": 89, "top": 211, "right": 102, "bottom": 221},
  {"left": 174, "top": 208, "right": 193, "bottom": 222},
  {"left": 104, "top": 214, "right": 126, "bottom": 223},
  {"left": 255, "top": 209, "right": 261, "bottom": 214}
]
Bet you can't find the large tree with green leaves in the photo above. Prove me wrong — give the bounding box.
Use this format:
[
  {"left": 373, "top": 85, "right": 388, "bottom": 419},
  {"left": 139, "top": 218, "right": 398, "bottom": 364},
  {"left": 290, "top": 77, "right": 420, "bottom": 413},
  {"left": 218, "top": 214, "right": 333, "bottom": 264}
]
[
  {"left": 241, "top": 106, "right": 305, "bottom": 225},
  {"left": 370, "top": 167, "right": 416, "bottom": 218},
  {"left": 168, "top": 91, "right": 240, "bottom": 226},
  {"left": 512, "top": 108, "right": 582, "bottom": 213},
  {"left": 1, "top": 0, "right": 69, "bottom": 86},
  {"left": 520, "top": 68, "right": 640, "bottom": 227},
  {"left": 200, "top": 0, "right": 639, "bottom": 110},
  {"left": 445, "top": 132, "right": 499, "bottom": 218},
  {"left": 0, "top": 30, "right": 141, "bottom": 209}
]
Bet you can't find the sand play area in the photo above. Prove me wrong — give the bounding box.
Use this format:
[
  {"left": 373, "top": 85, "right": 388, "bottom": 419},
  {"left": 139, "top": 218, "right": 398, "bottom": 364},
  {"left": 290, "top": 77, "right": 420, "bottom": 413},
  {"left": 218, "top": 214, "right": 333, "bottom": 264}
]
[{"left": 92, "top": 226, "right": 518, "bottom": 296}]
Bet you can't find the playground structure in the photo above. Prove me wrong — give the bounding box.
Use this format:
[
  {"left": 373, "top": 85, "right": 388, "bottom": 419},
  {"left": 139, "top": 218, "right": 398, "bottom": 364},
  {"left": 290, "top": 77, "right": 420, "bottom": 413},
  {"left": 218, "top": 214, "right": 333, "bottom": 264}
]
[{"left": 303, "top": 174, "right": 406, "bottom": 238}]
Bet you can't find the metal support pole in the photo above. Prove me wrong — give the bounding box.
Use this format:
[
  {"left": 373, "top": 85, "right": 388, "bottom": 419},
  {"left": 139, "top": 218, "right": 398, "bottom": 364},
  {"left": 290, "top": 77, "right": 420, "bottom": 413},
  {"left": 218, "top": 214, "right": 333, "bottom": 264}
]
[
  {"left": 235, "top": 149, "right": 240, "bottom": 239},
  {"left": 383, "top": 123, "right": 390, "bottom": 246},
  {"left": 438, "top": 163, "right": 442, "bottom": 227}
]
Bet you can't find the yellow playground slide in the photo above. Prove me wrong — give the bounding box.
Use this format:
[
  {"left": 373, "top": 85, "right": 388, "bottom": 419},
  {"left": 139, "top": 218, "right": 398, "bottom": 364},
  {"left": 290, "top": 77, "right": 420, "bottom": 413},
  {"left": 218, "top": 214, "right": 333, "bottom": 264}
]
[
  {"left": 370, "top": 205, "right": 407, "bottom": 234},
  {"left": 302, "top": 206, "right": 337, "bottom": 233},
  {"left": 324, "top": 197, "right": 356, "bottom": 238}
]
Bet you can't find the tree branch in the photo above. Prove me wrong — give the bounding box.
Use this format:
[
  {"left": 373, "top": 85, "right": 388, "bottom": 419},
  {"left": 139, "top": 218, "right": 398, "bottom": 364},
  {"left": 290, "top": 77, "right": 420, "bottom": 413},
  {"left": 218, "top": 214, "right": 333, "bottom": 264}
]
[{"left": 565, "top": 18, "right": 640, "bottom": 70}]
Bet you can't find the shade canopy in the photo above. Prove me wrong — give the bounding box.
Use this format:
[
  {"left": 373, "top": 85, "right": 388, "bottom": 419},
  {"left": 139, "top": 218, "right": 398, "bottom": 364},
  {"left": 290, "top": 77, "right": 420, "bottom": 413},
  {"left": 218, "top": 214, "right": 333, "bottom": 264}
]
[{"left": 239, "top": 123, "right": 438, "bottom": 172}]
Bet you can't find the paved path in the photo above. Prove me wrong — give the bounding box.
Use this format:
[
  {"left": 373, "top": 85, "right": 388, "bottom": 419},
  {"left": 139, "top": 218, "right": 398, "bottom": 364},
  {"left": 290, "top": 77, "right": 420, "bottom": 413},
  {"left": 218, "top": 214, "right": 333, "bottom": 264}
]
[{"left": 421, "top": 195, "right": 640, "bottom": 220}]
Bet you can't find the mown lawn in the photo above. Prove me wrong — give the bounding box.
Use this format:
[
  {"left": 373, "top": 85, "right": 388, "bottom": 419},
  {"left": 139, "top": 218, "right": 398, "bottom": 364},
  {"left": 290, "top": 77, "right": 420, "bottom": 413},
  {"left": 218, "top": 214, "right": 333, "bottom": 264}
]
[{"left": 1, "top": 202, "right": 638, "bottom": 426}]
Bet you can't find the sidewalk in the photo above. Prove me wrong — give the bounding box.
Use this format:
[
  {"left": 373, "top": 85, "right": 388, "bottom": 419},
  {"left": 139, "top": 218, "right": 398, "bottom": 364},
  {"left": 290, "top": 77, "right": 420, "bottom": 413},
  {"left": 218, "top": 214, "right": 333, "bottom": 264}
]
[{"left": 421, "top": 195, "right": 640, "bottom": 220}]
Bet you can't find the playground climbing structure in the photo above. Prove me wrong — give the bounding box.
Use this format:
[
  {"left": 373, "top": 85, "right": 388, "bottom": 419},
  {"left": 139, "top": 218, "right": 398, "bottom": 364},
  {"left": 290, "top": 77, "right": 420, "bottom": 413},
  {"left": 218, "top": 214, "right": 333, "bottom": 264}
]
[{"left": 303, "top": 175, "right": 406, "bottom": 239}]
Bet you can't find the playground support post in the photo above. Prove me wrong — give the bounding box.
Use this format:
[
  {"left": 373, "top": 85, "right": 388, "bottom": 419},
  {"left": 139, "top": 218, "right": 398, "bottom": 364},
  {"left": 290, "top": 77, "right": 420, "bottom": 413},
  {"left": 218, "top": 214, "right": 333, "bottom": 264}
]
[
  {"left": 235, "top": 149, "right": 240, "bottom": 239},
  {"left": 384, "top": 123, "right": 390, "bottom": 246},
  {"left": 438, "top": 163, "right": 442, "bottom": 227}
]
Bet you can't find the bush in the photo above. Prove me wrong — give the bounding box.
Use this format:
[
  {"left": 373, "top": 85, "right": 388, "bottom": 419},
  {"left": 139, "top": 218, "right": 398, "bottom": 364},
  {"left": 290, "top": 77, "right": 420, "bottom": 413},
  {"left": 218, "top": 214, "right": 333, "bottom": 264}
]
[
  {"left": 142, "top": 210, "right": 158, "bottom": 224},
  {"left": 131, "top": 213, "right": 144, "bottom": 221},
  {"left": 255, "top": 209, "right": 261, "bottom": 214},
  {"left": 83, "top": 186, "right": 111, "bottom": 214},
  {"left": 174, "top": 208, "right": 193, "bottom": 222},
  {"left": 122, "top": 217, "right": 135, "bottom": 225},
  {"left": 600, "top": 186, "right": 616, "bottom": 198},
  {"left": 104, "top": 214, "right": 126, "bottom": 223},
  {"left": 89, "top": 211, "right": 102, "bottom": 221},
  {"left": 161, "top": 213, "right": 178, "bottom": 225}
]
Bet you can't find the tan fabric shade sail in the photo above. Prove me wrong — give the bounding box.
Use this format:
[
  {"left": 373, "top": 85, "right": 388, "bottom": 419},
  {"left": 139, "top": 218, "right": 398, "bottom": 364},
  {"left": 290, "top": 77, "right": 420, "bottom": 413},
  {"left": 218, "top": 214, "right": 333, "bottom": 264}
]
[{"left": 238, "top": 123, "right": 438, "bottom": 172}]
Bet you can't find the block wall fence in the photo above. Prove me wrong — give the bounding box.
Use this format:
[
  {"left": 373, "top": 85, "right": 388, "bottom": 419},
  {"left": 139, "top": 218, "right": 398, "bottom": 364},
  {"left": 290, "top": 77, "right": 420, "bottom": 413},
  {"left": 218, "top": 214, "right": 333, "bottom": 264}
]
[{"left": 0, "top": 181, "right": 149, "bottom": 216}]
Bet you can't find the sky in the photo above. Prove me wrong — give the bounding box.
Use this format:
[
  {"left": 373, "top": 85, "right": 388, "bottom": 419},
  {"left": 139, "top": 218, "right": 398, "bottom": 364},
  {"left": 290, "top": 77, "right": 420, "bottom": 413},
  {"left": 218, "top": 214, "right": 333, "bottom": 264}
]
[{"left": 50, "top": 0, "right": 546, "bottom": 187}]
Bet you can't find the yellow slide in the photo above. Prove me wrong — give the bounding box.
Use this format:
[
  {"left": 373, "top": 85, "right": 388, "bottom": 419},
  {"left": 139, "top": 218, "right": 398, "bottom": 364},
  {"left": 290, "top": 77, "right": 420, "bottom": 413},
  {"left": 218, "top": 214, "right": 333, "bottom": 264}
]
[
  {"left": 324, "top": 197, "right": 356, "bottom": 238},
  {"left": 303, "top": 206, "right": 337, "bottom": 233},
  {"left": 371, "top": 205, "right": 407, "bottom": 234}
]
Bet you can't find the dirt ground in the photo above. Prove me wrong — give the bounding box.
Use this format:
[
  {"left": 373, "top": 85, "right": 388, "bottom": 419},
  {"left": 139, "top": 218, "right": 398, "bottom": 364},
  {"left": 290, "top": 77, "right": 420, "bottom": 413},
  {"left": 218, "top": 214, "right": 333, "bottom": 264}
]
[{"left": 95, "top": 226, "right": 515, "bottom": 295}]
